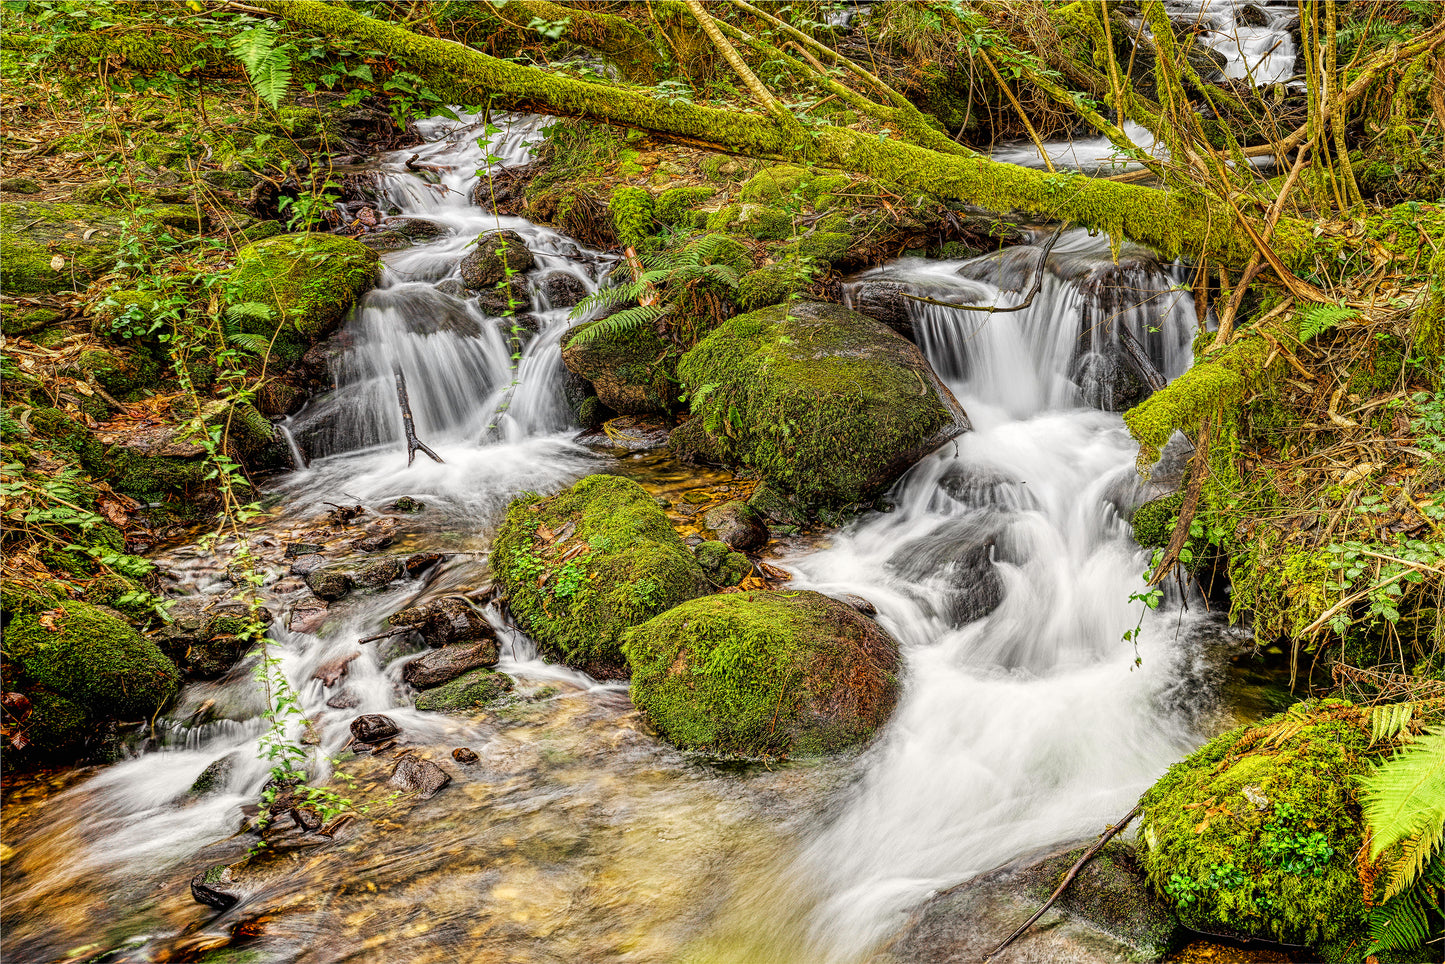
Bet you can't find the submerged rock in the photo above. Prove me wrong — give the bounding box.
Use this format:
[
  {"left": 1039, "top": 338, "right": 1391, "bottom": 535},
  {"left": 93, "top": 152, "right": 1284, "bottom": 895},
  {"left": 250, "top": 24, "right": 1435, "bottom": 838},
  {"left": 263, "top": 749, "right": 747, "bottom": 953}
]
[
  {"left": 675, "top": 301, "right": 968, "bottom": 511},
  {"left": 624, "top": 590, "right": 901, "bottom": 756},
  {"left": 389, "top": 754, "right": 452, "bottom": 798},
  {"left": 491, "top": 474, "right": 711, "bottom": 676},
  {"left": 190, "top": 865, "right": 240, "bottom": 911},
  {"left": 888, "top": 514, "right": 1004, "bottom": 625},
  {"left": 1022, "top": 841, "right": 1178, "bottom": 959},
  {"left": 305, "top": 566, "right": 352, "bottom": 601},
  {"left": 415, "top": 669, "right": 514, "bottom": 712},
  {"left": 402, "top": 642, "right": 500, "bottom": 689},
  {"left": 537, "top": 270, "right": 587, "bottom": 309}
]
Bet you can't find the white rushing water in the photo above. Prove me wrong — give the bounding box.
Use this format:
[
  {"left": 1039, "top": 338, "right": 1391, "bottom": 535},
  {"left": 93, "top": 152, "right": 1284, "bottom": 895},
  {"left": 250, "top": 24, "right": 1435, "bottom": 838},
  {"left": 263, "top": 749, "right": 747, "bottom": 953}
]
[{"left": 6, "top": 103, "right": 1228, "bottom": 963}]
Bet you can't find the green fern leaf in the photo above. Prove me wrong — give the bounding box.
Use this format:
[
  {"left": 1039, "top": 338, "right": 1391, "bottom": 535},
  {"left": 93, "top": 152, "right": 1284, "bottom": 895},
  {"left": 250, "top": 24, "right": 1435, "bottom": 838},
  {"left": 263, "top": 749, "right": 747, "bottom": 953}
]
[
  {"left": 1299, "top": 303, "right": 1358, "bottom": 342},
  {"left": 229, "top": 26, "right": 292, "bottom": 109},
  {"left": 224, "top": 301, "right": 275, "bottom": 322},
  {"left": 566, "top": 305, "right": 666, "bottom": 347},
  {"left": 227, "top": 331, "right": 273, "bottom": 354}
]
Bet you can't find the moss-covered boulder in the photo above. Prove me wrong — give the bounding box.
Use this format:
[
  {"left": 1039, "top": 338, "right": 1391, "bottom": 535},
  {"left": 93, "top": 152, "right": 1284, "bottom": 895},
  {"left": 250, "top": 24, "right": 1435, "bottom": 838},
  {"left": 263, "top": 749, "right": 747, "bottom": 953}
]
[
  {"left": 675, "top": 301, "right": 968, "bottom": 511},
  {"left": 490, "top": 474, "right": 712, "bottom": 676},
  {"left": 5, "top": 601, "right": 180, "bottom": 747},
  {"left": 226, "top": 232, "right": 379, "bottom": 363},
  {"left": 459, "top": 229, "right": 533, "bottom": 288},
  {"left": 693, "top": 540, "right": 751, "bottom": 587},
  {"left": 1137, "top": 700, "right": 1377, "bottom": 962},
  {"left": 0, "top": 200, "right": 196, "bottom": 295},
  {"left": 624, "top": 590, "right": 901, "bottom": 756},
  {"left": 560, "top": 316, "right": 678, "bottom": 415}
]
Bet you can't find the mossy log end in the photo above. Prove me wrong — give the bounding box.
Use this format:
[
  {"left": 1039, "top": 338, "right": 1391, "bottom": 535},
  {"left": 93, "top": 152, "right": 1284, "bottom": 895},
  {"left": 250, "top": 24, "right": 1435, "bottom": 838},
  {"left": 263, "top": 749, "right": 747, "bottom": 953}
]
[{"left": 250, "top": 0, "right": 1303, "bottom": 269}]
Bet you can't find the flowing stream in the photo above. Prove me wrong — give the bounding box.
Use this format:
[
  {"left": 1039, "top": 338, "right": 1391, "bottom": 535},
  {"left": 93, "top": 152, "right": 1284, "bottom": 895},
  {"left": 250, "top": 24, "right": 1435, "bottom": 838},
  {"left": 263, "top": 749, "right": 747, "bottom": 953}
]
[{"left": 3, "top": 109, "right": 1263, "bottom": 964}]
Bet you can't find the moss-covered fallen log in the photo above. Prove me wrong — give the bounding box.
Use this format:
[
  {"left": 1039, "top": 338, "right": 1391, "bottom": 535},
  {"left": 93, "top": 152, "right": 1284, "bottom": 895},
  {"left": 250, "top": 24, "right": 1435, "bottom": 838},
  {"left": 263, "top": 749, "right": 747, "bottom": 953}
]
[{"left": 246, "top": 0, "right": 1305, "bottom": 269}]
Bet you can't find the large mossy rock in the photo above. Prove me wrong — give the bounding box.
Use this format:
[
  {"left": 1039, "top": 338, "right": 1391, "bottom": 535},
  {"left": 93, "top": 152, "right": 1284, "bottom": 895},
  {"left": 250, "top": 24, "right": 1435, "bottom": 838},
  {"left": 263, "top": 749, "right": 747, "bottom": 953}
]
[
  {"left": 623, "top": 590, "right": 901, "bottom": 756},
  {"left": 227, "top": 233, "right": 379, "bottom": 363},
  {"left": 0, "top": 200, "right": 198, "bottom": 295},
  {"left": 674, "top": 301, "right": 968, "bottom": 511},
  {"left": 5, "top": 601, "right": 180, "bottom": 750},
  {"left": 459, "top": 229, "right": 533, "bottom": 288},
  {"left": 560, "top": 318, "right": 678, "bottom": 415},
  {"left": 1137, "top": 700, "right": 1377, "bottom": 962},
  {"left": 490, "top": 474, "right": 712, "bottom": 676}
]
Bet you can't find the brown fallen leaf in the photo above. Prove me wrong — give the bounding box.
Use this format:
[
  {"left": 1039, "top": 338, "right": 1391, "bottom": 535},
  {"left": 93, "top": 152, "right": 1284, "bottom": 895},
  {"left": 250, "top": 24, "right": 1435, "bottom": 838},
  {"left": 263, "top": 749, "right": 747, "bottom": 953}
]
[{"left": 48, "top": 254, "right": 64, "bottom": 271}]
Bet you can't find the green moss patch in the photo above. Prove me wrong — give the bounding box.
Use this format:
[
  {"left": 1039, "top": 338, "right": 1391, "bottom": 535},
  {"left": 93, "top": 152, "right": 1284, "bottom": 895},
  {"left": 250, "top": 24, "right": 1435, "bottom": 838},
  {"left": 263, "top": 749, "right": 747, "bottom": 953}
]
[
  {"left": 490, "top": 474, "right": 711, "bottom": 674},
  {"left": 226, "top": 232, "right": 379, "bottom": 363},
  {"left": 560, "top": 320, "right": 679, "bottom": 415},
  {"left": 675, "top": 301, "right": 965, "bottom": 510},
  {"left": 0, "top": 200, "right": 193, "bottom": 295},
  {"left": 5, "top": 600, "right": 179, "bottom": 721},
  {"left": 415, "top": 669, "right": 514, "bottom": 712},
  {"left": 1138, "top": 700, "right": 1379, "bottom": 962},
  {"left": 623, "top": 590, "right": 901, "bottom": 756}
]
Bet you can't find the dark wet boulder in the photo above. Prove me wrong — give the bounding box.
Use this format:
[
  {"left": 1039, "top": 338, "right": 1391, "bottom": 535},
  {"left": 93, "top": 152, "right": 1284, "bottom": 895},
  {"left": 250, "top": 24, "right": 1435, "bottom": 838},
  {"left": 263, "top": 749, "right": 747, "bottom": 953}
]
[
  {"left": 404, "top": 552, "right": 443, "bottom": 578},
  {"left": 350, "top": 713, "right": 399, "bottom": 745},
  {"left": 187, "top": 754, "right": 237, "bottom": 799},
  {"left": 1018, "top": 840, "right": 1178, "bottom": 959},
  {"left": 5, "top": 602, "right": 179, "bottom": 751},
  {"left": 833, "top": 593, "right": 877, "bottom": 616},
  {"left": 474, "top": 276, "right": 530, "bottom": 317},
  {"left": 560, "top": 310, "right": 679, "bottom": 416},
  {"left": 312, "top": 650, "right": 359, "bottom": 686},
  {"left": 415, "top": 669, "right": 514, "bottom": 712},
  {"left": 460, "top": 229, "right": 533, "bottom": 288},
  {"left": 351, "top": 557, "right": 404, "bottom": 588},
  {"left": 848, "top": 280, "right": 915, "bottom": 340},
  {"left": 675, "top": 302, "right": 968, "bottom": 512},
  {"left": 936, "top": 463, "right": 1037, "bottom": 511},
  {"left": 452, "top": 747, "right": 479, "bottom": 764},
  {"left": 693, "top": 540, "right": 751, "bottom": 587},
  {"left": 577, "top": 415, "right": 672, "bottom": 452},
  {"left": 190, "top": 865, "right": 240, "bottom": 911},
  {"left": 1236, "top": 3, "right": 1270, "bottom": 26},
  {"left": 1070, "top": 343, "right": 1152, "bottom": 412},
  {"left": 888, "top": 514, "right": 1004, "bottom": 625},
  {"left": 388, "top": 596, "right": 494, "bottom": 647},
  {"left": 747, "top": 483, "right": 806, "bottom": 527},
  {"left": 289, "top": 553, "right": 328, "bottom": 576},
  {"left": 624, "top": 590, "right": 901, "bottom": 756},
  {"left": 490, "top": 474, "right": 711, "bottom": 676},
  {"left": 288, "top": 597, "right": 329, "bottom": 634},
  {"left": 389, "top": 754, "right": 451, "bottom": 798},
  {"left": 359, "top": 229, "right": 411, "bottom": 251},
  {"left": 389, "top": 496, "right": 426, "bottom": 513},
  {"left": 537, "top": 271, "right": 588, "bottom": 309},
  {"left": 402, "top": 642, "right": 500, "bottom": 689},
  {"left": 702, "top": 500, "right": 768, "bottom": 551}
]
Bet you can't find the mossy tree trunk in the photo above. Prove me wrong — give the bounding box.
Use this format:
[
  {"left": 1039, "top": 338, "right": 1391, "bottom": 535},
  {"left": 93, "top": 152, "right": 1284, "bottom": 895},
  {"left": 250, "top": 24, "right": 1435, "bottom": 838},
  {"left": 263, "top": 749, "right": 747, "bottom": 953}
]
[{"left": 246, "top": 0, "right": 1304, "bottom": 270}]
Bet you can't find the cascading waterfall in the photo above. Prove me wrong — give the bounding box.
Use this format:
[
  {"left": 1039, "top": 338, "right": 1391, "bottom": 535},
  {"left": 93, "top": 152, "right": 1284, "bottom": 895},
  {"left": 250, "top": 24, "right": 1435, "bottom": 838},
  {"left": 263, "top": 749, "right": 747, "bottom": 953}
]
[
  {"left": 694, "top": 231, "right": 1213, "bottom": 962},
  {"left": 3, "top": 108, "right": 1235, "bottom": 964}
]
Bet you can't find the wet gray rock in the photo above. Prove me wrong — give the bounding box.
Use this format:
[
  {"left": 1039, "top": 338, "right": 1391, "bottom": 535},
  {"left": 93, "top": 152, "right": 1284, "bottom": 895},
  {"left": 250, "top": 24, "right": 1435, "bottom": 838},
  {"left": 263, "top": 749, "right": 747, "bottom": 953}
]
[
  {"left": 834, "top": 593, "right": 878, "bottom": 616},
  {"left": 937, "top": 463, "right": 1038, "bottom": 512},
  {"left": 354, "top": 533, "right": 394, "bottom": 552},
  {"left": 288, "top": 597, "right": 328, "bottom": 634},
  {"left": 305, "top": 566, "right": 352, "bottom": 601},
  {"left": 889, "top": 514, "right": 1004, "bottom": 626},
  {"left": 474, "top": 277, "right": 530, "bottom": 317},
  {"left": 1236, "top": 3, "right": 1269, "bottom": 27},
  {"left": 1070, "top": 344, "right": 1152, "bottom": 413},
  {"left": 849, "top": 280, "right": 915, "bottom": 340},
  {"left": 577, "top": 415, "right": 673, "bottom": 452},
  {"left": 359, "top": 230, "right": 411, "bottom": 251},
  {"left": 187, "top": 754, "right": 235, "bottom": 798},
  {"left": 537, "top": 271, "right": 588, "bottom": 309},
  {"left": 389, "top": 216, "right": 448, "bottom": 241},
  {"left": 326, "top": 690, "right": 360, "bottom": 710},
  {"left": 388, "top": 596, "right": 494, "bottom": 647},
  {"left": 289, "top": 553, "right": 328, "bottom": 576},
  {"left": 460, "top": 229, "right": 533, "bottom": 288},
  {"left": 388, "top": 496, "right": 426, "bottom": 513},
  {"left": 402, "top": 642, "right": 501, "bottom": 689},
  {"left": 872, "top": 845, "right": 1161, "bottom": 964},
  {"left": 284, "top": 542, "right": 324, "bottom": 559},
  {"left": 351, "top": 557, "right": 404, "bottom": 589},
  {"left": 434, "top": 278, "right": 467, "bottom": 299},
  {"left": 350, "top": 713, "right": 400, "bottom": 745},
  {"left": 703, "top": 500, "right": 768, "bottom": 551},
  {"left": 1019, "top": 841, "right": 1178, "bottom": 959},
  {"left": 313, "top": 650, "right": 359, "bottom": 686},
  {"left": 389, "top": 754, "right": 451, "bottom": 799}
]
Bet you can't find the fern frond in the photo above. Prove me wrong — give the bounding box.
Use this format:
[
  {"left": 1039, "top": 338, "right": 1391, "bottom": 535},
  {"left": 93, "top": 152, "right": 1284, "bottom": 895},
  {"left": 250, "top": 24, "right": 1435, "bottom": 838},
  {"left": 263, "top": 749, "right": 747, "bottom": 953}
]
[
  {"left": 1299, "top": 304, "right": 1358, "bottom": 341},
  {"left": 1383, "top": 828, "right": 1445, "bottom": 901},
  {"left": 569, "top": 282, "right": 642, "bottom": 320},
  {"left": 226, "top": 331, "right": 273, "bottom": 354},
  {"left": 1372, "top": 702, "right": 1416, "bottom": 746},
  {"left": 224, "top": 301, "right": 275, "bottom": 322},
  {"left": 566, "top": 305, "right": 666, "bottom": 347},
  {"left": 229, "top": 26, "right": 292, "bottom": 109},
  {"left": 1363, "top": 727, "right": 1445, "bottom": 860}
]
